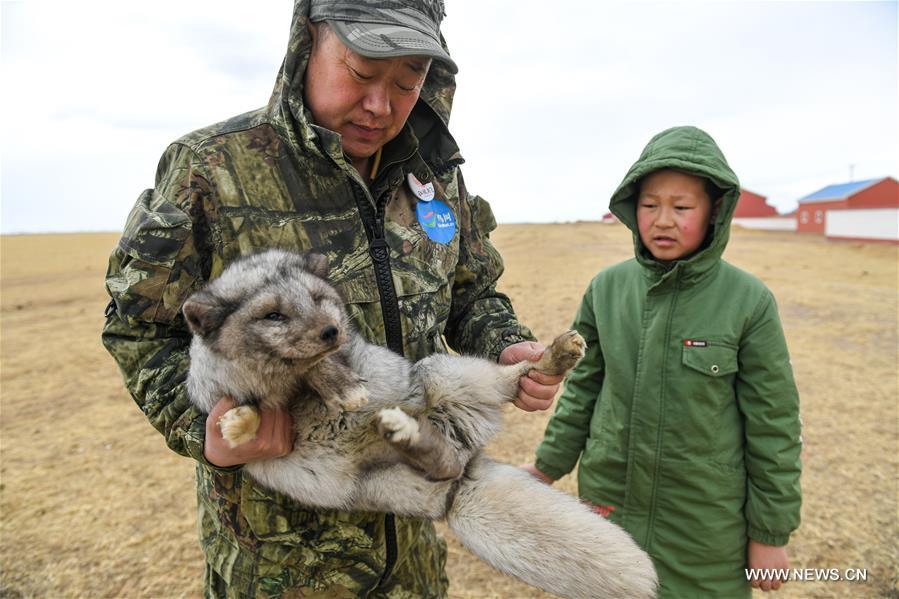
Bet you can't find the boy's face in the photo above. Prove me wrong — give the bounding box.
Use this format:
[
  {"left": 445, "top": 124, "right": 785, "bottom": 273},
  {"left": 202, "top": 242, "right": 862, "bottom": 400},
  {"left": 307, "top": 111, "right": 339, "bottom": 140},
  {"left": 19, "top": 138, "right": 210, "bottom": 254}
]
[{"left": 636, "top": 169, "right": 714, "bottom": 262}]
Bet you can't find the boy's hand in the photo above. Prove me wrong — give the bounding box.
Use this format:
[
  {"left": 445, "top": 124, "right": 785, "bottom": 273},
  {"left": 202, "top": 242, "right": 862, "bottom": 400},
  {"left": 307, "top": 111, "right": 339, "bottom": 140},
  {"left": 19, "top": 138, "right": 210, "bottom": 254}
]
[
  {"left": 747, "top": 540, "right": 789, "bottom": 592},
  {"left": 521, "top": 463, "right": 555, "bottom": 485},
  {"left": 499, "top": 341, "right": 564, "bottom": 411},
  {"left": 204, "top": 396, "right": 294, "bottom": 468}
]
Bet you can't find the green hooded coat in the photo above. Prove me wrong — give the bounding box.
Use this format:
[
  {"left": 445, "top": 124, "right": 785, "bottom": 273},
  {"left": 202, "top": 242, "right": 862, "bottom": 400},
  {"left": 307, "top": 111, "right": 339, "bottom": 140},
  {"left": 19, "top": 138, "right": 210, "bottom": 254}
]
[
  {"left": 535, "top": 126, "right": 802, "bottom": 598},
  {"left": 102, "top": 1, "right": 533, "bottom": 596}
]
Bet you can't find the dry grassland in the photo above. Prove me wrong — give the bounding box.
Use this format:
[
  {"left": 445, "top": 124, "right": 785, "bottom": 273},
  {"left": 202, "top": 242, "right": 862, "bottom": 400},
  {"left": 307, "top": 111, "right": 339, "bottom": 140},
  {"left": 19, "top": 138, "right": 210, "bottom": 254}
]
[{"left": 1, "top": 225, "right": 897, "bottom": 598}]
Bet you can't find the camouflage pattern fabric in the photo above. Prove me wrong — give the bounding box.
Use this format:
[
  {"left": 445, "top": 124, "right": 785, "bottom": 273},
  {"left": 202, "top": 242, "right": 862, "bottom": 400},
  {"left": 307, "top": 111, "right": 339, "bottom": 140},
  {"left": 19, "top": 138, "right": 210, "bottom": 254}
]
[
  {"left": 199, "top": 467, "right": 448, "bottom": 598},
  {"left": 102, "top": 0, "right": 532, "bottom": 596}
]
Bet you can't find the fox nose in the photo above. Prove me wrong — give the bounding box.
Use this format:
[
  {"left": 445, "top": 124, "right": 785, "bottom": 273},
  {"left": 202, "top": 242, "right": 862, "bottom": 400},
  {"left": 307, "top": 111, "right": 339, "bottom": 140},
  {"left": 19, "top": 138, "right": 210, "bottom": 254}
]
[{"left": 320, "top": 325, "right": 339, "bottom": 344}]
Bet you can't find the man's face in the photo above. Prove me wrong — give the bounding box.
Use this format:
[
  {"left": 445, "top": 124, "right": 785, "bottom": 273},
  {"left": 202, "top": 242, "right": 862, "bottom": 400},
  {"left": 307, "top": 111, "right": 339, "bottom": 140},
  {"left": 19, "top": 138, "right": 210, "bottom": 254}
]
[
  {"left": 636, "top": 169, "right": 714, "bottom": 262},
  {"left": 304, "top": 23, "right": 431, "bottom": 168}
]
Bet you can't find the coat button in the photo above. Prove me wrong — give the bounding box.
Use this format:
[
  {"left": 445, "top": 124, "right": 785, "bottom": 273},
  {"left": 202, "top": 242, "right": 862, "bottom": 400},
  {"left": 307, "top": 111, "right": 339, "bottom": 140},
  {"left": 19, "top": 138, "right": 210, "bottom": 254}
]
[{"left": 710, "top": 364, "right": 720, "bottom": 374}]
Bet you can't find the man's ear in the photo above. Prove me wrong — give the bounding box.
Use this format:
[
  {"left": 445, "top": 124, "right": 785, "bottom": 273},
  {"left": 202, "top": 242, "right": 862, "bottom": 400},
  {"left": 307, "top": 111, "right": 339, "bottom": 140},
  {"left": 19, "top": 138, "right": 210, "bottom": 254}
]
[
  {"left": 182, "top": 292, "right": 229, "bottom": 337},
  {"left": 302, "top": 253, "right": 330, "bottom": 280}
]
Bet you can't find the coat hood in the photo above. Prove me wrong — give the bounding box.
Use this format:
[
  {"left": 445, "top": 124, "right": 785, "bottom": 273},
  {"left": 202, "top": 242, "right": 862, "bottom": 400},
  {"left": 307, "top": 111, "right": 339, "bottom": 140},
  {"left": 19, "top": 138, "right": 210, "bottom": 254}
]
[
  {"left": 609, "top": 126, "right": 740, "bottom": 280},
  {"left": 266, "top": 0, "right": 462, "bottom": 170}
]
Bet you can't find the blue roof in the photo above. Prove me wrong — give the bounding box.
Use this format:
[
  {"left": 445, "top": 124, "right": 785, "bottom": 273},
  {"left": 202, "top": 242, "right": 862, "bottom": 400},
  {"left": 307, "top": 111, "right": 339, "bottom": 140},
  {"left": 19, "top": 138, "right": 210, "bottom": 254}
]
[{"left": 799, "top": 178, "right": 882, "bottom": 203}]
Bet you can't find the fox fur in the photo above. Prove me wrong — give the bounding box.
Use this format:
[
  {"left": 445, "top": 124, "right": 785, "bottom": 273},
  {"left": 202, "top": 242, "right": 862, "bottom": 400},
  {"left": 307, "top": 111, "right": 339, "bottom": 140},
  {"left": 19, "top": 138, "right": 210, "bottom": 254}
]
[{"left": 182, "top": 249, "right": 657, "bottom": 599}]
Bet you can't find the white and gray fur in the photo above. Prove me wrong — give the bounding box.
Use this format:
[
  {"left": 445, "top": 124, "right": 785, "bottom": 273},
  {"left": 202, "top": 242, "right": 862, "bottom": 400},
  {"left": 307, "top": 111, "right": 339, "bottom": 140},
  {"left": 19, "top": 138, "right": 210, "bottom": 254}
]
[{"left": 183, "top": 249, "right": 658, "bottom": 599}]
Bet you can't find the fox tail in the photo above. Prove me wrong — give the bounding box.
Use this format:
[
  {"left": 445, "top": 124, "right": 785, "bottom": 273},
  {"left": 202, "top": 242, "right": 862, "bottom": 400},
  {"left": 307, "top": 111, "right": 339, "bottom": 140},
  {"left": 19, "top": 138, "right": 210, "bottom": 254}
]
[{"left": 446, "top": 456, "right": 658, "bottom": 599}]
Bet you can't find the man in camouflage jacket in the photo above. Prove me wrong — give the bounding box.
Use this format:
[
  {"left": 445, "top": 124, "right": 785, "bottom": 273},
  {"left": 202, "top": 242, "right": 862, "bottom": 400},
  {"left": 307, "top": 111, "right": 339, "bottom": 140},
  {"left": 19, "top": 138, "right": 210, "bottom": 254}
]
[{"left": 102, "top": 1, "right": 562, "bottom": 596}]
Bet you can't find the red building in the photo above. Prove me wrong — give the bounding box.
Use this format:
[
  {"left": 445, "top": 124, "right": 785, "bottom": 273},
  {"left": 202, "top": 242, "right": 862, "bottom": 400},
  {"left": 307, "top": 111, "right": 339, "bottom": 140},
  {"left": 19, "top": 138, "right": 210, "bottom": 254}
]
[
  {"left": 796, "top": 177, "right": 899, "bottom": 234},
  {"left": 734, "top": 189, "right": 778, "bottom": 217},
  {"left": 600, "top": 212, "right": 619, "bottom": 224}
]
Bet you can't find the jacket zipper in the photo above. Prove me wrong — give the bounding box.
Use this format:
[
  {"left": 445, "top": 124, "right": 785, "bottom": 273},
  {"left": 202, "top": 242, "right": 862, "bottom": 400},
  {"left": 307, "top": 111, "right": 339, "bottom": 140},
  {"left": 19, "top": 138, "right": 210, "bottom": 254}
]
[
  {"left": 643, "top": 273, "right": 681, "bottom": 550},
  {"left": 351, "top": 157, "right": 459, "bottom": 587},
  {"left": 350, "top": 181, "right": 402, "bottom": 586},
  {"left": 352, "top": 184, "right": 405, "bottom": 356}
]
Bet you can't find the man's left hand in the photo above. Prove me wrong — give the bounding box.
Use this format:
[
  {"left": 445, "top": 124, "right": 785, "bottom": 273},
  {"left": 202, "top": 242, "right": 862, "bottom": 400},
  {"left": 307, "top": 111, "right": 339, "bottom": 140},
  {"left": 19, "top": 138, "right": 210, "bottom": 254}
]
[{"left": 499, "top": 341, "right": 564, "bottom": 412}]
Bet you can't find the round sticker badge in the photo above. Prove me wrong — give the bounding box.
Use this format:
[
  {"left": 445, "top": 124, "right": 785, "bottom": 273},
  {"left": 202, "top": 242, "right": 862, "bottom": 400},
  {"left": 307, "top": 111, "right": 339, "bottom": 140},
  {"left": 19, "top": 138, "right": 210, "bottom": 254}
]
[
  {"left": 416, "top": 199, "right": 456, "bottom": 244},
  {"left": 407, "top": 173, "right": 435, "bottom": 202}
]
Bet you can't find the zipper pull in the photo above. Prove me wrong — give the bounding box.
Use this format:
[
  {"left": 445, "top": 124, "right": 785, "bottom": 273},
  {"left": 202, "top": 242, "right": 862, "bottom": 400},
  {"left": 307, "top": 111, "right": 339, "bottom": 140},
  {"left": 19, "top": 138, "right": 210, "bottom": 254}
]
[{"left": 370, "top": 217, "right": 389, "bottom": 263}]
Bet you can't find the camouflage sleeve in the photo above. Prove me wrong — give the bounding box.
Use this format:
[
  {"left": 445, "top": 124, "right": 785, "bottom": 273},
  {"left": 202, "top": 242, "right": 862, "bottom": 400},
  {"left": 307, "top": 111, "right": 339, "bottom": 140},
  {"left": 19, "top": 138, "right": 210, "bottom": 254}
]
[
  {"left": 102, "top": 143, "right": 223, "bottom": 467},
  {"left": 444, "top": 170, "right": 535, "bottom": 360}
]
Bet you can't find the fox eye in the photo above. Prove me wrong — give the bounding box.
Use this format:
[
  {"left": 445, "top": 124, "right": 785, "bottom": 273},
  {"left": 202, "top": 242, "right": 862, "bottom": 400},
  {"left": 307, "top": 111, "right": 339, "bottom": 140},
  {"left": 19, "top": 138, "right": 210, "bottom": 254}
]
[{"left": 264, "top": 312, "right": 286, "bottom": 321}]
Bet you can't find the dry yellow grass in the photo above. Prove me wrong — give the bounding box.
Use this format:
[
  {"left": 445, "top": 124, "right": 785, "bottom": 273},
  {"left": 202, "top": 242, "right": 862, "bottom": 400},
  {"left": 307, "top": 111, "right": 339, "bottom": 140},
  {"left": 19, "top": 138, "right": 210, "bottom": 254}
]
[{"left": 1, "top": 226, "right": 896, "bottom": 598}]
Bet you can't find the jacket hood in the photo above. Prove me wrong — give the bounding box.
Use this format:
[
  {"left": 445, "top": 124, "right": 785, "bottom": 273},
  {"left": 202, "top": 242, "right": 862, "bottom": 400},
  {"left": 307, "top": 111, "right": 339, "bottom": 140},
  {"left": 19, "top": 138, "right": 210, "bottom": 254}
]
[
  {"left": 266, "top": 0, "right": 462, "bottom": 169},
  {"left": 609, "top": 126, "right": 740, "bottom": 280}
]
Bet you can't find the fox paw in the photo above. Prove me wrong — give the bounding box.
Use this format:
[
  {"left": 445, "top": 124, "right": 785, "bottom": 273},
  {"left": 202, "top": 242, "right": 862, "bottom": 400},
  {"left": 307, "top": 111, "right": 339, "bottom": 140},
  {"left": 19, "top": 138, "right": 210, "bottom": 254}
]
[
  {"left": 540, "top": 330, "right": 587, "bottom": 376},
  {"left": 339, "top": 385, "right": 369, "bottom": 411},
  {"left": 376, "top": 407, "right": 420, "bottom": 446},
  {"left": 218, "top": 405, "right": 261, "bottom": 448}
]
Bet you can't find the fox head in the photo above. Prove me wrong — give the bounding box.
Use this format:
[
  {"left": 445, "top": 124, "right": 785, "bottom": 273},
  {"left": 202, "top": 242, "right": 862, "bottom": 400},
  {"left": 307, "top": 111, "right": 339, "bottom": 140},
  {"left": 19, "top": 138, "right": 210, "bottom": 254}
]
[{"left": 182, "top": 250, "right": 348, "bottom": 371}]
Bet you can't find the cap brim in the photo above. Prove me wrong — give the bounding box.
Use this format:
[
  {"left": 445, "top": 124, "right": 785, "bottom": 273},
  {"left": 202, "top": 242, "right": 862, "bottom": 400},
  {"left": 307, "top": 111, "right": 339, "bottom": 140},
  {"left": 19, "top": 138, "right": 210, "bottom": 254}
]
[{"left": 328, "top": 20, "right": 458, "bottom": 74}]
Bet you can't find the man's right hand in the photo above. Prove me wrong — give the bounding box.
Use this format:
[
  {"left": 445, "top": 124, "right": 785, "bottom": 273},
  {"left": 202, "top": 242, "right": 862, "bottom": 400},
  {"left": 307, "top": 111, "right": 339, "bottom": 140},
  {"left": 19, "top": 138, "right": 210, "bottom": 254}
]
[{"left": 204, "top": 397, "right": 294, "bottom": 468}]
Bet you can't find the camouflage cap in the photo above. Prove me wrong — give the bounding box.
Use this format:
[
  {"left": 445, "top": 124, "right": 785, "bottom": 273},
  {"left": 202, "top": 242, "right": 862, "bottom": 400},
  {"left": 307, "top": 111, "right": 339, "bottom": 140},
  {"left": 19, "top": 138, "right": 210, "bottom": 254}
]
[{"left": 309, "top": 0, "right": 458, "bottom": 74}]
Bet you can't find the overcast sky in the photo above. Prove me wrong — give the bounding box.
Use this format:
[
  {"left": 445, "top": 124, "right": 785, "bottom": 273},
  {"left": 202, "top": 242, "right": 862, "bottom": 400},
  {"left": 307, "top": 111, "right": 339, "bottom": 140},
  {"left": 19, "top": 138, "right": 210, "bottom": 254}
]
[{"left": 2, "top": 1, "right": 896, "bottom": 233}]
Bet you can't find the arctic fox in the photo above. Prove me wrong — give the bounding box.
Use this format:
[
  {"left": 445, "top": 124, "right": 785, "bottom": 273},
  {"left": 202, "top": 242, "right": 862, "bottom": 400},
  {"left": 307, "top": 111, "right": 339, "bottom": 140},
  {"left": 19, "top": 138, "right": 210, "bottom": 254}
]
[{"left": 183, "top": 249, "right": 657, "bottom": 599}]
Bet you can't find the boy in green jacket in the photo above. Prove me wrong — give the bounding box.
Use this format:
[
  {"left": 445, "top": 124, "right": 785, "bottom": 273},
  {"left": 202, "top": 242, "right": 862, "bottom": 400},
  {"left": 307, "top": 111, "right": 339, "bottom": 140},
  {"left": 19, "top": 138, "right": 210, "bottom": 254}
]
[{"left": 525, "top": 126, "right": 802, "bottom": 597}]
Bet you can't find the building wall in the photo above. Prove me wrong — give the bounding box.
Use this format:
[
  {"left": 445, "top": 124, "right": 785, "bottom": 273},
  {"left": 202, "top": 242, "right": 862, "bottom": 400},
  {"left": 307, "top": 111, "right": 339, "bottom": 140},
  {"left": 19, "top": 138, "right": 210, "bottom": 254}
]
[
  {"left": 797, "top": 200, "right": 846, "bottom": 233},
  {"left": 826, "top": 208, "right": 899, "bottom": 243},
  {"left": 847, "top": 178, "right": 899, "bottom": 209},
  {"left": 734, "top": 190, "right": 778, "bottom": 217},
  {"left": 733, "top": 217, "right": 797, "bottom": 231}
]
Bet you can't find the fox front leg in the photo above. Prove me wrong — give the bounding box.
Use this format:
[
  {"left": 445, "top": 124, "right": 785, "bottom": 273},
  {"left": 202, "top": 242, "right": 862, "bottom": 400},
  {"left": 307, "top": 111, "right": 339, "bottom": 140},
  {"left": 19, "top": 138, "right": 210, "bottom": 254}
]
[
  {"left": 218, "top": 405, "right": 262, "bottom": 448},
  {"left": 305, "top": 358, "right": 369, "bottom": 412}
]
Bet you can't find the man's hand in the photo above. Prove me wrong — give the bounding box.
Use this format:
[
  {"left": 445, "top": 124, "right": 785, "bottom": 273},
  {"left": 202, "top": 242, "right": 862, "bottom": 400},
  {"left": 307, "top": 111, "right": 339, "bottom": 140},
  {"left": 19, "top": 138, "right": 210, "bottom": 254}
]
[
  {"left": 747, "top": 540, "right": 789, "bottom": 592},
  {"left": 521, "top": 463, "right": 555, "bottom": 485},
  {"left": 499, "top": 341, "right": 564, "bottom": 412},
  {"left": 203, "top": 397, "right": 294, "bottom": 468}
]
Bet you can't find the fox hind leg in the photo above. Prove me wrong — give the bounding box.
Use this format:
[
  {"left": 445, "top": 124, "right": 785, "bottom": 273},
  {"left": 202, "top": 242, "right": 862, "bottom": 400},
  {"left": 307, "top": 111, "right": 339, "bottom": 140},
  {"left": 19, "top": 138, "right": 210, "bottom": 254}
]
[
  {"left": 532, "top": 330, "right": 586, "bottom": 376},
  {"left": 490, "top": 330, "right": 587, "bottom": 402},
  {"left": 377, "top": 407, "right": 421, "bottom": 445},
  {"left": 376, "top": 407, "right": 467, "bottom": 481}
]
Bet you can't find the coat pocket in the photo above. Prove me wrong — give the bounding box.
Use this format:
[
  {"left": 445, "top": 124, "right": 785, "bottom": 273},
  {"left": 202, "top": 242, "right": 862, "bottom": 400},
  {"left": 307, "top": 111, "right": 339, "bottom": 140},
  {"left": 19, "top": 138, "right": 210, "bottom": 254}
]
[
  {"left": 225, "top": 478, "right": 383, "bottom": 591},
  {"left": 239, "top": 478, "right": 376, "bottom": 551},
  {"left": 681, "top": 342, "right": 738, "bottom": 377},
  {"left": 668, "top": 341, "right": 740, "bottom": 449},
  {"left": 109, "top": 189, "right": 195, "bottom": 325},
  {"left": 118, "top": 189, "right": 192, "bottom": 266},
  {"left": 388, "top": 217, "right": 459, "bottom": 361}
]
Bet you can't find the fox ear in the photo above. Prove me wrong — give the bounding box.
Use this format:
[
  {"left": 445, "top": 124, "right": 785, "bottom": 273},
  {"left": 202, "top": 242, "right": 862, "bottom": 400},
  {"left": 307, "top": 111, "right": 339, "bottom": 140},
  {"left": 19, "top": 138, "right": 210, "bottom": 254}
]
[
  {"left": 182, "top": 292, "right": 229, "bottom": 337},
  {"left": 302, "top": 253, "right": 330, "bottom": 279}
]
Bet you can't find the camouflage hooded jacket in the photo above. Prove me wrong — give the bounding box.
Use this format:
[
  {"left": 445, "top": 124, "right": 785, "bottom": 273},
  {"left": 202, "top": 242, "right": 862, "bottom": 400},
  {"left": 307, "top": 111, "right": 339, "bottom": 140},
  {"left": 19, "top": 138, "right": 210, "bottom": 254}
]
[{"left": 102, "top": 0, "right": 532, "bottom": 593}]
